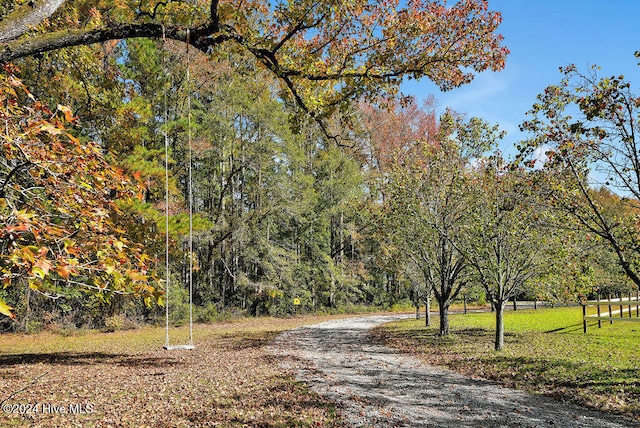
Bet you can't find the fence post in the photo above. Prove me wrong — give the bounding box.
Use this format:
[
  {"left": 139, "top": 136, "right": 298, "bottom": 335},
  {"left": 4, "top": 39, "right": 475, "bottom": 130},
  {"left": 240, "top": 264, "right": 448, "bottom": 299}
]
[
  {"left": 629, "top": 293, "right": 632, "bottom": 318},
  {"left": 608, "top": 294, "right": 613, "bottom": 324},
  {"left": 637, "top": 290, "right": 639, "bottom": 317},
  {"left": 597, "top": 294, "right": 602, "bottom": 328},
  {"left": 583, "top": 304, "right": 587, "bottom": 333},
  {"left": 619, "top": 292, "right": 623, "bottom": 319}
]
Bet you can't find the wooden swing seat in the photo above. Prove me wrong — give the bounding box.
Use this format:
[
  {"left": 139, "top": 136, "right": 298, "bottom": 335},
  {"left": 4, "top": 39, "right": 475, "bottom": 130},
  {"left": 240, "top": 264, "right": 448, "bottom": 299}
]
[{"left": 163, "top": 344, "right": 195, "bottom": 351}]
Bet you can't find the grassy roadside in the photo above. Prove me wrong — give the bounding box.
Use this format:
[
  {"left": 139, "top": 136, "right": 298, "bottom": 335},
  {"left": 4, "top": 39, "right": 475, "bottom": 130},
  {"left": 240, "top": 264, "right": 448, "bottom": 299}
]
[
  {"left": 0, "top": 315, "right": 353, "bottom": 428},
  {"left": 371, "top": 307, "right": 640, "bottom": 420}
]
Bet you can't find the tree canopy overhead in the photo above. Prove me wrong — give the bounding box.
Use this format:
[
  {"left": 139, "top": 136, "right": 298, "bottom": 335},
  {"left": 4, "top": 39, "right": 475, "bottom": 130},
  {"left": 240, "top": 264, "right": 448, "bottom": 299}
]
[{"left": 0, "top": 0, "right": 508, "bottom": 117}]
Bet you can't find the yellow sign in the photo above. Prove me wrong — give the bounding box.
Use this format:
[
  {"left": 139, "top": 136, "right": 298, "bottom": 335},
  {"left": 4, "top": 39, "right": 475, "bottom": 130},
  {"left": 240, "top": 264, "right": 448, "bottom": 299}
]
[{"left": 293, "top": 298, "right": 301, "bottom": 305}]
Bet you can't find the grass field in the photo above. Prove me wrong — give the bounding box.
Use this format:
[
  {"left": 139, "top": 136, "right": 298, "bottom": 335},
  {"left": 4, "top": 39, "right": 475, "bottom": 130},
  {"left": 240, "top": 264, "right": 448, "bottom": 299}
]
[
  {"left": 371, "top": 306, "right": 640, "bottom": 420},
  {"left": 0, "top": 315, "right": 351, "bottom": 427}
]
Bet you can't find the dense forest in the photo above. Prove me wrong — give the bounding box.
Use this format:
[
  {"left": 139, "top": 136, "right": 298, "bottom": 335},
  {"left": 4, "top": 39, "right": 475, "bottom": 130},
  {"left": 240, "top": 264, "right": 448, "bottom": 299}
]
[{"left": 1, "top": 1, "right": 639, "bottom": 341}]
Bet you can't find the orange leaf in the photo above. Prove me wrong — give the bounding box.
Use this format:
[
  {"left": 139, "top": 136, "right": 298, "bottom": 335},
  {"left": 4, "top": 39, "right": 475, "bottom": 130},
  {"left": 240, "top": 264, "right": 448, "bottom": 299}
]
[
  {"left": 57, "top": 104, "right": 76, "bottom": 122},
  {"left": 56, "top": 264, "right": 72, "bottom": 279},
  {"left": 33, "top": 258, "right": 53, "bottom": 277}
]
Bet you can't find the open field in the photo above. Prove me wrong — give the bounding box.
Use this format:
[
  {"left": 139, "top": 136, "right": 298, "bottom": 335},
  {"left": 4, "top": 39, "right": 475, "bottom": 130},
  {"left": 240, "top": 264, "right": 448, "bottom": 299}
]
[
  {"left": 0, "top": 315, "right": 351, "bottom": 427},
  {"left": 371, "top": 307, "right": 640, "bottom": 420}
]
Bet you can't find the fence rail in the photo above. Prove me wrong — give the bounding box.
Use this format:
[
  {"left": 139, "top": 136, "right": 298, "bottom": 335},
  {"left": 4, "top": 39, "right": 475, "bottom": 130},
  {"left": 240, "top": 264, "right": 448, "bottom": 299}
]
[{"left": 582, "top": 292, "right": 640, "bottom": 333}]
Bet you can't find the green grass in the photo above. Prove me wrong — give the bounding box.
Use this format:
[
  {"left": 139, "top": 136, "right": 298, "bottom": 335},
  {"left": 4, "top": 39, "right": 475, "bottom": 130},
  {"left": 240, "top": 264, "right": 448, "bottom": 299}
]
[{"left": 372, "top": 307, "right": 640, "bottom": 419}]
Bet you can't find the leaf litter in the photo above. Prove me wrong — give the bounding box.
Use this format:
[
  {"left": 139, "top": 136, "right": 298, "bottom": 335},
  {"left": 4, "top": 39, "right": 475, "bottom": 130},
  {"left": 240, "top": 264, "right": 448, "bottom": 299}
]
[{"left": 0, "top": 316, "right": 348, "bottom": 427}]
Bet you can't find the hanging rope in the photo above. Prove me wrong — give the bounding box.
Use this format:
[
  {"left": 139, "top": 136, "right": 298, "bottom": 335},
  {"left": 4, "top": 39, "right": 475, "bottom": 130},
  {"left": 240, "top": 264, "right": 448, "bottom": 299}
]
[
  {"left": 186, "top": 28, "right": 194, "bottom": 348},
  {"left": 163, "top": 28, "right": 195, "bottom": 351},
  {"left": 162, "top": 25, "right": 171, "bottom": 350}
]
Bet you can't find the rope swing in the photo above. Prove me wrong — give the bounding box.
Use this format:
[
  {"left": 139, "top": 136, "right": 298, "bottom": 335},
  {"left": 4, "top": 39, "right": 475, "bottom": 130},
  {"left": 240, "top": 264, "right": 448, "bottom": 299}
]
[{"left": 163, "top": 28, "right": 195, "bottom": 351}]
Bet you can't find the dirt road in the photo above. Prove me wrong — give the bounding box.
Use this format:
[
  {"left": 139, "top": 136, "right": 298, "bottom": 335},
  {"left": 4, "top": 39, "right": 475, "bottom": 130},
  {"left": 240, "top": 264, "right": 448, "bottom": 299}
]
[{"left": 269, "top": 315, "right": 637, "bottom": 427}]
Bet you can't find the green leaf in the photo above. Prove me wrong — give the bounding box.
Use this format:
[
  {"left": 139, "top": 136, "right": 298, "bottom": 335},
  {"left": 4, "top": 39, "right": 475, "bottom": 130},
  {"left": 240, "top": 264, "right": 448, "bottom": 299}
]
[{"left": 31, "top": 266, "right": 46, "bottom": 279}]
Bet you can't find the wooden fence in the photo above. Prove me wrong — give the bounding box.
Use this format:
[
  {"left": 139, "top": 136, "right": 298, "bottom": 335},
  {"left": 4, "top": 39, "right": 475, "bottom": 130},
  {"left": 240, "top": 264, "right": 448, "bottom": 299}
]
[{"left": 582, "top": 292, "right": 640, "bottom": 333}]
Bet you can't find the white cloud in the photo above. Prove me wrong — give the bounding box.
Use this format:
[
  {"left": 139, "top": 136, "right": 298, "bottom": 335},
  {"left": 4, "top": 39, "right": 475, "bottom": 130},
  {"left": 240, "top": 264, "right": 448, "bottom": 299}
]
[
  {"left": 441, "top": 71, "right": 509, "bottom": 111},
  {"left": 531, "top": 145, "right": 548, "bottom": 169}
]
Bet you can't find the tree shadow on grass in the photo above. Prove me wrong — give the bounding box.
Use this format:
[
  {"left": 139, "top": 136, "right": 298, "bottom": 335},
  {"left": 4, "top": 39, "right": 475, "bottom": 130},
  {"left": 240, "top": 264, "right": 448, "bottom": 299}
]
[
  {"left": 545, "top": 323, "right": 584, "bottom": 333},
  {"left": 0, "top": 352, "right": 181, "bottom": 368},
  {"left": 376, "top": 324, "right": 640, "bottom": 417},
  {"left": 397, "top": 326, "right": 639, "bottom": 386},
  {"left": 216, "top": 330, "right": 281, "bottom": 350},
  {"left": 376, "top": 325, "right": 496, "bottom": 348},
  {"left": 484, "top": 354, "right": 640, "bottom": 388}
]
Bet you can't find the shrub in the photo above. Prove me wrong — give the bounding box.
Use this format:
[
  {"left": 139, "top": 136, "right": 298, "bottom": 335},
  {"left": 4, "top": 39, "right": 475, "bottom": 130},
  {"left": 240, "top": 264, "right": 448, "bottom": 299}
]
[
  {"left": 48, "top": 321, "right": 80, "bottom": 336},
  {"left": 476, "top": 294, "right": 487, "bottom": 306},
  {"left": 102, "top": 314, "right": 138, "bottom": 332},
  {"left": 167, "top": 285, "right": 190, "bottom": 327},
  {"left": 25, "top": 320, "right": 43, "bottom": 334},
  {"left": 390, "top": 300, "right": 414, "bottom": 312},
  {"left": 195, "top": 303, "right": 219, "bottom": 324},
  {"left": 103, "top": 314, "right": 125, "bottom": 332}
]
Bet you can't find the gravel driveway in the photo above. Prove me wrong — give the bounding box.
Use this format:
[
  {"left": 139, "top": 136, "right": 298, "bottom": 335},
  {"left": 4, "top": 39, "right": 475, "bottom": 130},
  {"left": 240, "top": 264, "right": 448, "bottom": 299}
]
[{"left": 269, "top": 315, "right": 638, "bottom": 427}]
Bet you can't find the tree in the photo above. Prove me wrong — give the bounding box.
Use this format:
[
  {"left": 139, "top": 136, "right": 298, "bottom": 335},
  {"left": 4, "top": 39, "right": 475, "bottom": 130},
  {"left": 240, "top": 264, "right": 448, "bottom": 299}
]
[
  {"left": 386, "top": 113, "right": 493, "bottom": 335},
  {"left": 0, "top": 0, "right": 508, "bottom": 126},
  {"left": 357, "top": 97, "right": 441, "bottom": 317},
  {"left": 528, "top": 217, "right": 635, "bottom": 305},
  {"left": 388, "top": 143, "right": 468, "bottom": 336},
  {"left": 0, "top": 68, "right": 158, "bottom": 319},
  {"left": 358, "top": 96, "right": 440, "bottom": 174},
  {"left": 519, "top": 62, "right": 640, "bottom": 291},
  {"left": 464, "top": 157, "right": 545, "bottom": 350}
]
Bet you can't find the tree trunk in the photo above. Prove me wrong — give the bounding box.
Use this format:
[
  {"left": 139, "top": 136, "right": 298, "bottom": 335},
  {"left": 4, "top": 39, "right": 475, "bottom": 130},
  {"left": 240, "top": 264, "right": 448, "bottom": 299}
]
[
  {"left": 413, "top": 283, "right": 420, "bottom": 320},
  {"left": 425, "top": 295, "right": 431, "bottom": 326},
  {"left": 0, "top": 0, "right": 66, "bottom": 43},
  {"left": 438, "top": 300, "right": 449, "bottom": 335},
  {"left": 495, "top": 301, "right": 505, "bottom": 351},
  {"left": 329, "top": 274, "right": 336, "bottom": 308},
  {"left": 339, "top": 211, "right": 344, "bottom": 262}
]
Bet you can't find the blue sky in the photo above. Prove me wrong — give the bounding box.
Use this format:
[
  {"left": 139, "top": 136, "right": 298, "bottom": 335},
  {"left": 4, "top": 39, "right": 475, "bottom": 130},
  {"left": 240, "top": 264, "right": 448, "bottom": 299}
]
[{"left": 402, "top": 0, "right": 640, "bottom": 158}]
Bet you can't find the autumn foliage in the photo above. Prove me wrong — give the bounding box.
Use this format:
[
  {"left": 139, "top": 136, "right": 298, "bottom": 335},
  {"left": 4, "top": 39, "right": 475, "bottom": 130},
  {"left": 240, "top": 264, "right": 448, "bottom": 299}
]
[
  {"left": 0, "top": 0, "right": 510, "bottom": 323},
  {"left": 0, "top": 0, "right": 508, "bottom": 124},
  {"left": 0, "top": 66, "right": 160, "bottom": 318}
]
